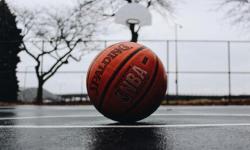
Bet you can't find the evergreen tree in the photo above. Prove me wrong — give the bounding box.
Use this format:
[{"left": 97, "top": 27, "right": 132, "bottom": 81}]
[{"left": 0, "top": 0, "right": 23, "bottom": 102}]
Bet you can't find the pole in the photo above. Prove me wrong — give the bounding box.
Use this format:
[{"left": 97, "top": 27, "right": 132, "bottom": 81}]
[
  {"left": 167, "top": 40, "right": 170, "bottom": 75},
  {"left": 166, "top": 40, "right": 170, "bottom": 104},
  {"left": 81, "top": 75, "right": 84, "bottom": 101},
  {"left": 175, "top": 24, "right": 179, "bottom": 96},
  {"left": 227, "top": 41, "right": 232, "bottom": 104},
  {"left": 23, "top": 67, "right": 28, "bottom": 89},
  {"left": 41, "top": 40, "right": 44, "bottom": 75},
  {"left": 104, "top": 40, "right": 107, "bottom": 48},
  {"left": 23, "top": 66, "right": 33, "bottom": 89}
]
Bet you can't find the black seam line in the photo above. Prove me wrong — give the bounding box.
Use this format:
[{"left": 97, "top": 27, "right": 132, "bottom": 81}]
[
  {"left": 87, "top": 44, "right": 120, "bottom": 92},
  {"left": 86, "top": 49, "right": 108, "bottom": 89},
  {"left": 124, "top": 56, "right": 159, "bottom": 114},
  {"left": 97, "top": 46, "right": 147, "bottom": 109}
]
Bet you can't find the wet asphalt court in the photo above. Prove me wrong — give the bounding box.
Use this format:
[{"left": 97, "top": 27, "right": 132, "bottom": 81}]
[{"left": 0, "top": 106, "right": 250, "bottom": 150}]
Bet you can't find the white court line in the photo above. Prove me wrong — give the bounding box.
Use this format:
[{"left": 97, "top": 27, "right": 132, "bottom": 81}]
[
  {"left": 0, "top": 123, "right": 250, "bottom": 129},
  {"left": 153, "top": 114, "right": 250, "bottom": 117},
  {"left": 1, "top": 106, "right": 249, "bottom": 110},
  {"left": 0, "top": 114, "right": 102, "bottom": 120},
  {"left": 1, "top": 113, "right": 250, "bottom": 120},
  {"left": 160, "top": 106, "right": 250, "bottom": 109}
]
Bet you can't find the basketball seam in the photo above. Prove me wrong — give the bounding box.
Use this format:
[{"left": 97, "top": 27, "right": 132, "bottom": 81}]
[
  {"left": 124, "top": 55, "right": 159, "bottom": 114},
  {"left": 97, "top": 46, "right": 146, "bottom": 110},
  {"left": 86, "top": 44, "right": 120, "bottom": 90},
  {"left": 86, "top": 49, "right": 107, "bottom": 91}
]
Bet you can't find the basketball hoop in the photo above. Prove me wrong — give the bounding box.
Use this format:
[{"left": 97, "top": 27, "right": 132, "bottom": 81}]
[
  {"left": 127, "top": 19, "right": 140, "bottom": 25},
  {"left": 115, "top": 3, "right": 152, "bottom": 27}
]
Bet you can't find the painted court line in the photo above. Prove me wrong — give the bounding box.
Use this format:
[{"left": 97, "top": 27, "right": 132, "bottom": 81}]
[
  {"left": 0, "top": 114, "right": 103, "bottom": 120},
  {"left": 0, "top": 123, "right": 250, "bottom": 129},
  {"left": 163, "top": 106, "right": 250, "bottom": 109},
  {"left": 1, "top": 113, "right": 250, "bottom": 120}
]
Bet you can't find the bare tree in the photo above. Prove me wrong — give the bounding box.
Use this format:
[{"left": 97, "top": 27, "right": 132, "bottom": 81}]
[
  {"left": 220, "top": 0, "right": 250, "bottom": 28},
  {"left": 78, "top": 0, "right": 175, "bottom": 42},
  {"left": 14, "top": 2, "right": 102, "bottom": 104},
  {"left": 13, "top": 0, "right": 174, "bottom": 103}
]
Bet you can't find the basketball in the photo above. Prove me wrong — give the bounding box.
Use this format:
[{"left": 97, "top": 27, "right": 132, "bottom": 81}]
[{"left": 86, "top": 42, "right": 167, "bottom": 122}]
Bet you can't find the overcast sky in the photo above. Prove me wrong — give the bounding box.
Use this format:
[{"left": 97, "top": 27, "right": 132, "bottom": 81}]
[
  {"left": 9, "top": 0, "right": 249, "bottom": 41},
  {"left": 102, "top": 0, "right": 248, "bottom": 41},
  {"left": 7, "top": 0, "right": 250, "bottom": 95}
]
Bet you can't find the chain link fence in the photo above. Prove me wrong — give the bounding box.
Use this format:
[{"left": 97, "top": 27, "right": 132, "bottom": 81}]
[{"left": 2, "top": 40, "right": 250, "bottom": 101}]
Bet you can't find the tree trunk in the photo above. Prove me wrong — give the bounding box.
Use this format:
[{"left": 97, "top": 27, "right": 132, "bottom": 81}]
[{"left": 36, "top": 79, "right": 44, "bottom": 104}]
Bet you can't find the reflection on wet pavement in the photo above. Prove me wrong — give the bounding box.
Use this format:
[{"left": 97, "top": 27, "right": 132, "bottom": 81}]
[{"left": 0, "top": 106, "right": 250, "bottom": 150}]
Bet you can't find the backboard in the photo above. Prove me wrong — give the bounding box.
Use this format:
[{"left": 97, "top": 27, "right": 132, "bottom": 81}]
[{"left": 115, "top": 3, "right": 152, "bottom": 26}]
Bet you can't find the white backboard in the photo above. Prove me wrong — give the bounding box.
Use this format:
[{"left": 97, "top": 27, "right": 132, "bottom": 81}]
[{"left": 115, "top": 3, "right": 152, "bottom": 26}]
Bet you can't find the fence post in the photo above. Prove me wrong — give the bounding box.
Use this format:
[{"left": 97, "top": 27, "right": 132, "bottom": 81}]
[
  {"left": 167, "top": 40, "right": 170, "bottom": 76},
  {"left": 166, "top": 40, "right": 170, "bottom": 104},
  {"left": 104, "top": 40, "right": 107, "bottom": 48},
  {"left": 227, "top": 41, "right": 232, "bottom": 104},
  {"left": 175, "top": 40, "right": 179, "bottom": 97},
  {"left": 41, "top": 40, "right": 45, "bottom": 75}
]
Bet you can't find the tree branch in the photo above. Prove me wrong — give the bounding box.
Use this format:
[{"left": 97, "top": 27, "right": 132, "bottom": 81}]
[
  {"left": 21, "top": 42, "right": 38, "bottom": 61},
  {"left": 43, "top": 54, "right": 71, "bottom": 82},
  {"left": 42, "top": 39, "right": 82, "bottom": 78}
]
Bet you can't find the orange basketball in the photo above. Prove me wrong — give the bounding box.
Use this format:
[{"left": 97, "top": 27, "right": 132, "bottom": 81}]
[{"left": 86, "top": 42, "right": 167, "bottom": 122}]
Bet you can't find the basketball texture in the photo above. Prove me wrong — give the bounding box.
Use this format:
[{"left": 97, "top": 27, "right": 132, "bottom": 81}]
[{"left": 87, "top": 42, "right": 167, "bottom": 122}]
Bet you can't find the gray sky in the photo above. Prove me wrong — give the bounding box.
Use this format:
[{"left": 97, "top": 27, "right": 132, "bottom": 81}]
[
  {"left": 8, "top": 0, "right": 250, "bottom": 95},
  {"left": 100, "top": 0, "right": 248, "bottom": 41},
  {"left": 9, "top": 0, "right": 248, "bottom": 41}
]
